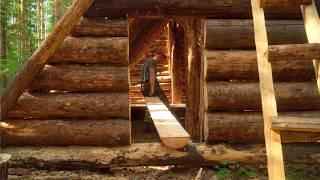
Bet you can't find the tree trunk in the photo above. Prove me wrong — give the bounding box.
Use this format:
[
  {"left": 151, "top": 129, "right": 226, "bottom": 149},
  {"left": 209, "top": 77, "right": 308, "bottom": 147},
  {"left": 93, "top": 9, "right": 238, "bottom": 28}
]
[
  {"left": 1, "top": 119, "right": 130, "bottom": 146},
  {"left": 205, "top": 19, "right": 308, "bottom": 50},
  {"left": 4, "top": 143, "right": 320, "bottom": 170},
  {"left": 55, "top": 0, "right": 61, "bottom": 23},
  {"left": 37, "top": 0, "right": 42, "bottom": 44},
  {"left": 268, "top": 43, "right": 320, "bottom": 62},
  {"left": 50, "top": 37, "right": 129, "bottom": 65},
  {"left": 0, "top": 9, "right": 7, "bottom": 91},
  {"left": 205, "top": 50, "right": 315, "bottom": 81},
  {"left": 30, "top": 65, "right": 129, "bottom": 92},
  {"left": 207, "top": 82, "right": 320, "bottom": 111},
  {"left": 7, "top": 92, "right": 129, "bottom": 119},
  {"left": 1, "top": 0, "right": 95, "bottom": 120},
  {"left": 84, "top": 0, "right": 320, "bottom": 19},
  {"left": 205, "top": 111, "right": 320, "bottom": 142},
  {"left": 71, "top": 17, "right": 128, "bottom": 37},
  {"left": 185, "top": 18, "right": 204, "bottom": 140}
]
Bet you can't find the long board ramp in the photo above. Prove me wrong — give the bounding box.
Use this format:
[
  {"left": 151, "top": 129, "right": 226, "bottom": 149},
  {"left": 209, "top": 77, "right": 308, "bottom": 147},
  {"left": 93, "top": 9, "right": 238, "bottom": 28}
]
[{"left": 145, "top": 97, "right": 190, "bottom": 149}]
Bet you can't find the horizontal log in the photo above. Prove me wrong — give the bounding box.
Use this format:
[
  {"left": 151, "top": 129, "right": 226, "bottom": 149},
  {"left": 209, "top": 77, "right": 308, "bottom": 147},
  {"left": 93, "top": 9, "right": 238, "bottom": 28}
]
[
  {"left": 1, "top": 119, "right": 130, "bottom": 146},
  {"left": 30, "top": 65, "right": 129, "bottom": 92},
  {"left": 84, "top": 0, "right": 320, "bottom": 19},
  {"left": 262, "top": 0, "right": 312, "bottom": 7},
  {"left": 4, "top": 142, "right": 320, "bottom": 170},
  {"left": 205, "top": 20, "right": 308, "bottom": 50},
  {"left": 272, "top": 116, "right": 320, "bottom": 132},
  {"left": 7, "top": 92, "right": 129, "bottom": 119},
  {"left": 205, "top": 111, "right": 320, "bottom": 142},
  {"left": 50, "top": 37, "right": 129, "bottom": 65},
  {"left": 207, "top": 82, "right": 320, "bottom": 111},
  {"left": 268, "top": 43, "right": 320, "bottom": 62},
  {"left": 71, "top": 17, "right": 128, "bottom": 37},
  {"left": 205, "top": 50, "right": 315, "bottom": 81}
]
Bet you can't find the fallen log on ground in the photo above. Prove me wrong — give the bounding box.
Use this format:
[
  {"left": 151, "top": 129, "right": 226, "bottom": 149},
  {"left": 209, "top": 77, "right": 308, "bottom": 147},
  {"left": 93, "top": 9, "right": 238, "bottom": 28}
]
[
  {"left": 205, "top": 50, "right": 315, "bottom": 81},
  {"left": 1, "top": 119, "right": 130, "bottom": 146},
  {"left": 205, "top": 20, "right": 307, "bottom": 50},
  {"left": 7, "top": 92, "right": 129, "bottom": 119},
  {"left": 50, "top": 37, "right": 128, "bottom": 65},
  {"left": 204, "top": 111, "right": 320, "bottom": 142},
  {"left": 207, "top": 81, "right": 320, "bottom": 111},
  {"left": 84, "top": 0, "right": 320, "bottom": 19},
  {"left": 4, "top": 142, "right": 320, "bottom": 170},
  {"left": 71, "top": 17, "right": 128, "bottom": 37},
  {"left": 30, "top": 65, "right": 129, "bottom": 92}
]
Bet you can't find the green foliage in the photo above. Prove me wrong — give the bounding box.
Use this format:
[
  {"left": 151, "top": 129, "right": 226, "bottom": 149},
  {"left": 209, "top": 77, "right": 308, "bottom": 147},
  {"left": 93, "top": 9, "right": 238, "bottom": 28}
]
[
  {"left": 285, "top": 165, "right": 311, "bottom": 180},
  {"left": 213, "top": 161, "right": 260, "bottom": 179},
  {"left": 216, "top": 168, "right": 232, "bottom": 179},
  {"left": 236, "top": 166, "right": 258, "bottom": 178},
  {"left": 0, "top": 0, "right": 74, "bottom": 87}
]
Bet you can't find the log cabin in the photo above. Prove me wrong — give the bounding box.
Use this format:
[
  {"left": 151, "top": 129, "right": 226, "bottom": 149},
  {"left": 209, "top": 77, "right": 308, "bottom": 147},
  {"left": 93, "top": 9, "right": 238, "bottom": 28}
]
[{"left": 1, "top": 0, "right": 320, "bottom": 179}]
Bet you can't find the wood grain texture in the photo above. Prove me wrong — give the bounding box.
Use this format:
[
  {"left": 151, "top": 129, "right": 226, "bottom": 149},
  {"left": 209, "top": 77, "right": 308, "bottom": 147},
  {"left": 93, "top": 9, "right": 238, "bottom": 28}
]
[
  {"left": 7, "top": 92, "right": 129, "bottom": 119},
  {"left": 205, "top": 50, "right": 315, "bottom": 81},
  {"left": 71, "top": 17, "right": 128, "bottom": 37},
  {"left": 268, "top": 43, "right": 320, "bottom": 62},
  {"left": 272, "top": 116, "right": 320, "bottom": 132},
  {"left": 30, "top": 65, "right": 129, "bottom": 92},
  {"left": 0, "top": 0, "right": 94, "bottom": 119},
  {"left": 207, "top": 81, "right": 320, "bottom": 111},
  {"left": 145, "top": 97, "right": 190, "bottom": 149},
  {"left": 84, "top": 0, "right": 320, "bottom": 19},
  {"left": 251, "top": 0, "right": 285, "bottom": 178},
  {"left": 50, "top": 37, "right": 129, "bottom": 65},
  {"left": 1, "top": 119, "right": 130, "bottom": 146},
  {"left": 4, "top": 143, "right": 320, "bottom": 170},
  {"left": 205, "top": 19, "right": 307, "bottom": 50},
  {"left": 205, "top": 111, "right": 320, "bottom": 142}
]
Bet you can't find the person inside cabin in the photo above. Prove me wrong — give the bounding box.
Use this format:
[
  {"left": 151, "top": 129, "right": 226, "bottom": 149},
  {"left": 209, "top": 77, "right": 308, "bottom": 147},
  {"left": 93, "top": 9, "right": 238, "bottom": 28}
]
[{"left": 141, "top": 52, "right": 169, "bottom": 104}]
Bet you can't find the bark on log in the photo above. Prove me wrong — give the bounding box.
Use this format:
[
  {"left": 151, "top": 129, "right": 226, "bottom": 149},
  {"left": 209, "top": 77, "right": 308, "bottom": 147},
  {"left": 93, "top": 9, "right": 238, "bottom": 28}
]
[
  {"left": 205, "top": 50, "right": 315, "bottom": 81},
  {"left": 207, "top": 82, "right": 320, "bottom": 111},
  {"left": 84, "top": 0, "right": 320, "bottom": 19},
  {"left": 7, "top": 92, "right": 129, "bottom": 119},
  {"left": 205, "top": 111, "right": 320, "bottom": 142},
  {"left": 30, "top": 65, "right": 129, "bottom": 92},
  {"left": 1, "top": 119, "right": 130, "bottom": 146},
  {"left": 262, "top": 0, "right": 312, "bottom": 7},
  {"left": 0, "top": 0, "right": 94, "bottom": 120},
  {"left": 268, "top": 43, "right": 320, "bottom": 62},
  {"left": 71, "top": 17, "right": 128, "bottom": 37},
  {"left": 4, "top": 142, "right": 320, "bottom": 170},
  {"left": 50, "top": 37, "right": 129, "bottom": 65},
  {"left": 205, "top": 20, "right": 308, "bottom": 50}
]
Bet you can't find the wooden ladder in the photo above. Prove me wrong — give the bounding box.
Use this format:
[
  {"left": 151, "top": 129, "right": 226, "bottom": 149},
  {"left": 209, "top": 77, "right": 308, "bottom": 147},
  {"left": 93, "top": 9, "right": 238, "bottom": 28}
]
[{"left": 251, "top": 0, "right": 320, "bottom": 179}]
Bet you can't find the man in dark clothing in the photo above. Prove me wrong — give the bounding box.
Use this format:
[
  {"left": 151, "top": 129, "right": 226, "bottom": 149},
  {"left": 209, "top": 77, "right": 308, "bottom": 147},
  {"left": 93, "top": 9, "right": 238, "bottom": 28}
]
[{"left": 141, "top": 52, "right": 168, "bottom": 104}]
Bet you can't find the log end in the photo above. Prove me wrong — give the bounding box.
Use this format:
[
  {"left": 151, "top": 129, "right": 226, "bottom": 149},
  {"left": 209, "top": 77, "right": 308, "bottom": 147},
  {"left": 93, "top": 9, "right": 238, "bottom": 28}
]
[{"left": 161, "top": 137, "right": 190, "bottom": 149}]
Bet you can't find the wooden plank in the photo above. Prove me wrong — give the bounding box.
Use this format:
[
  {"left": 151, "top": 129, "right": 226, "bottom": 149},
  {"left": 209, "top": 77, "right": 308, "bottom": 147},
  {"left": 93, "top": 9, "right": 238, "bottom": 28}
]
[
  {"left": 262, "top": 0, "right": 312, "bottom": 7},
  {"left": 251, "top": 0, "right": 285, "bottom": 179},
  {"left": 0, "top": 0, "right": 94, "bottom": 119},
  {"left": 145, "top": 97, "right": 190, "bottom": 149},
  {"left": 268, "top": 43, "right": 320, "bottom": 62},
  {"left": 301, "top": 0, "right": 320, "bottom": 92},
  {"left": 272, "top": 116, "right": 320, "bottom": 132}
]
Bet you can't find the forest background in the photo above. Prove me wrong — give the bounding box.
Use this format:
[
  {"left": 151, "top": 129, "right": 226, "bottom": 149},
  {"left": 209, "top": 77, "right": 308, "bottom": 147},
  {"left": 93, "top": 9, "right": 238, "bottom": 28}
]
[{"left": 0, "top": 0, "right": 73, "bottom": 93}]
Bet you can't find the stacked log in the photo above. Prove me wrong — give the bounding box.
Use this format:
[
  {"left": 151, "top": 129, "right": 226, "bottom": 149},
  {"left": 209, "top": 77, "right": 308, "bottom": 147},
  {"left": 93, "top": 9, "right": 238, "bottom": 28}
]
[
  {"left": 204, "top": 19, "right": 320, "bottom": 143},
  {"left": 4, "top": 18, "right": 131, "bottom": 146}
]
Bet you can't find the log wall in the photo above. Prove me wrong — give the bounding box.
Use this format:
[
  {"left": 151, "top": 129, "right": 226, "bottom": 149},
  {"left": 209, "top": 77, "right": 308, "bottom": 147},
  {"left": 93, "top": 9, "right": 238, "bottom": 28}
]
[
  {"left": 4, "top": 18, "right": 131, "bottom": 146},
  {"left": 203, "top": 18, "right": 320, "bottom": 143}
]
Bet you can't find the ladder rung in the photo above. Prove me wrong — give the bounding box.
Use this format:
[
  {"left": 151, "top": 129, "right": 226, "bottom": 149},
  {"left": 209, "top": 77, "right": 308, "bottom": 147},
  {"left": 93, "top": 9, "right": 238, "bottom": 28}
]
[
  {"left": 268, "top": 43, "right": 320, "bottom": 62},
  {"left": 272, "top": 116, "right": 320, "bottom": 132}
]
